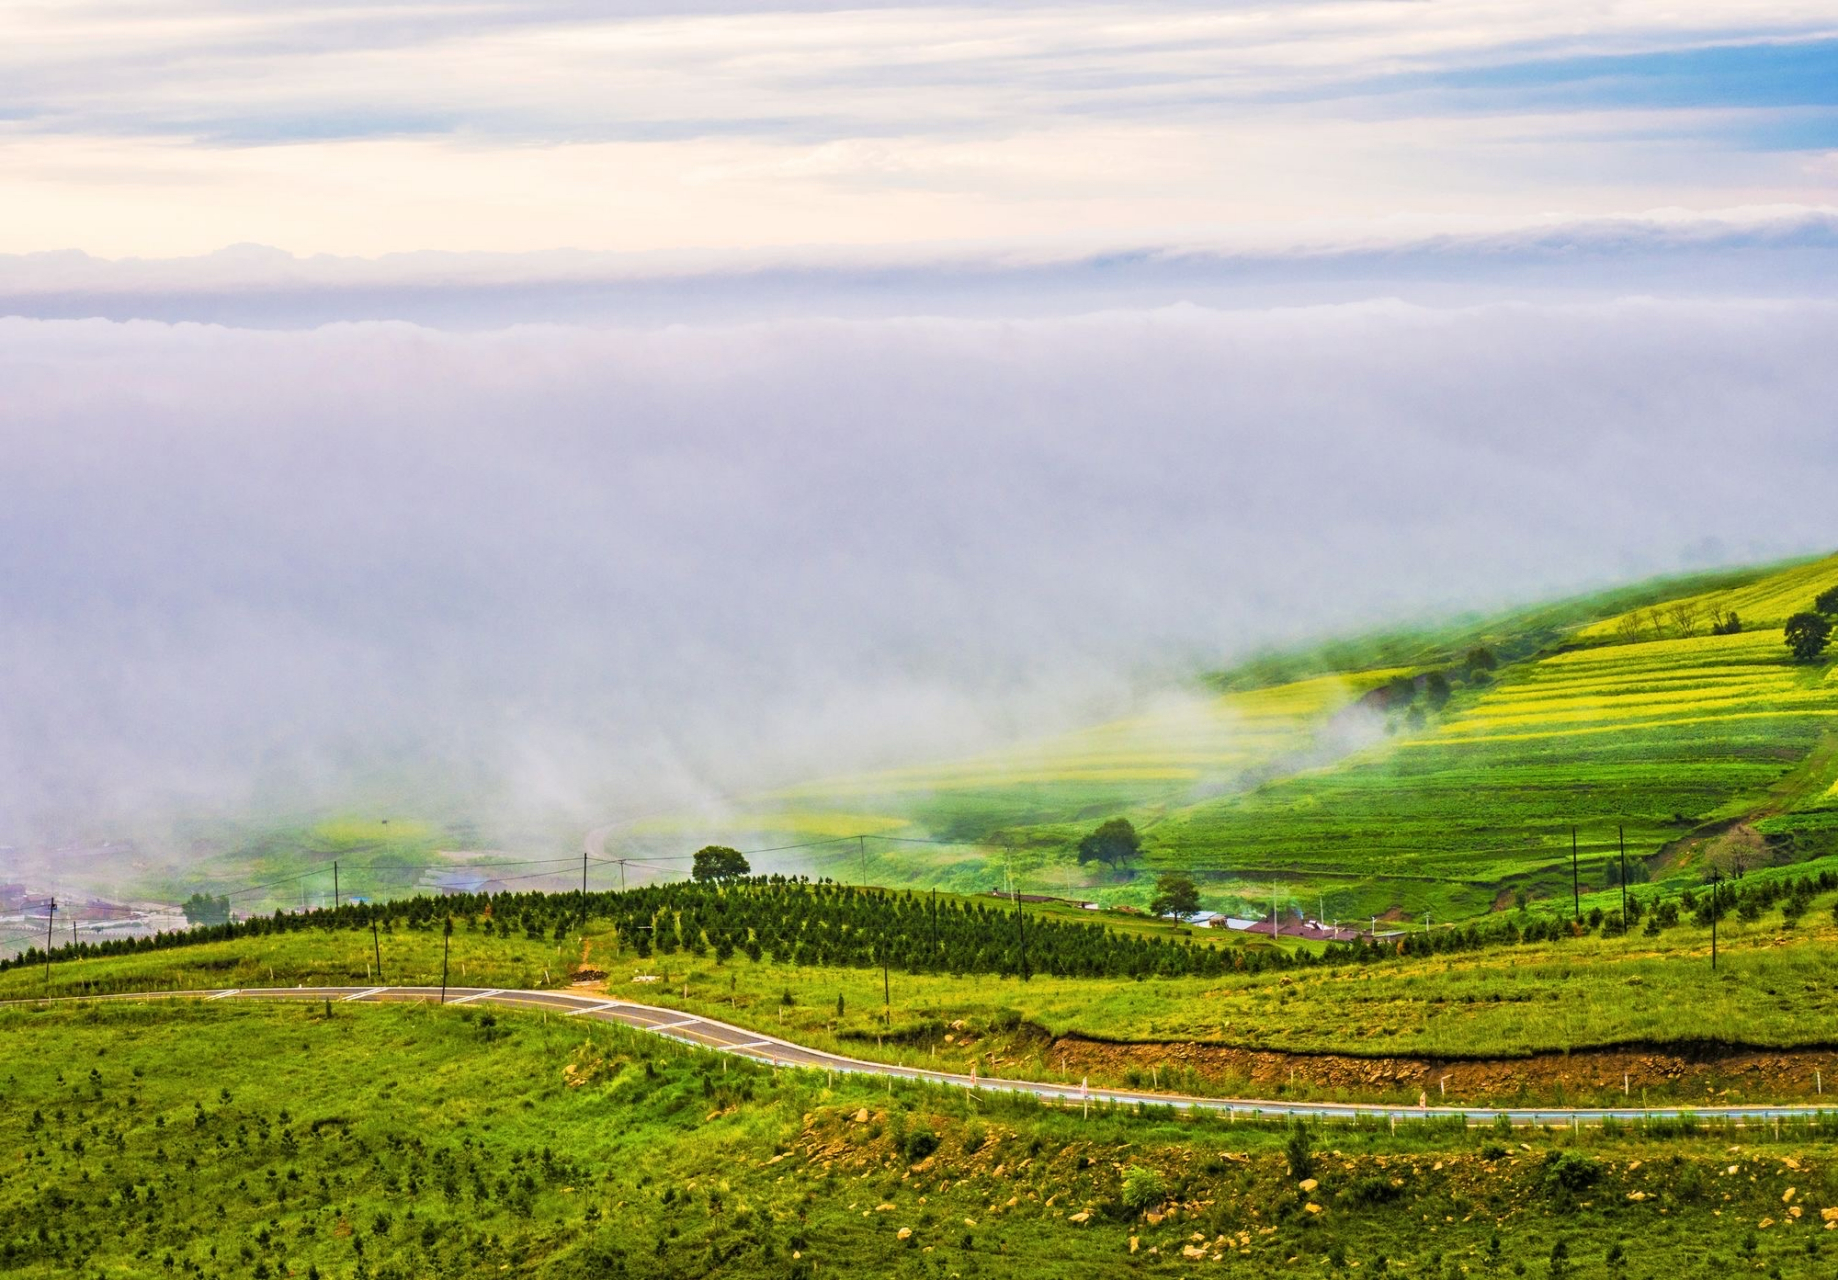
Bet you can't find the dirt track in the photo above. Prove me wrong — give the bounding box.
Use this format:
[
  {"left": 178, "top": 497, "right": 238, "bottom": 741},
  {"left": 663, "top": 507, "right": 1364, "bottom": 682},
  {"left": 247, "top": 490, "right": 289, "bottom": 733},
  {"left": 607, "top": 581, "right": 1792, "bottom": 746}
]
[{"left": 1051, "top": 1035, "right": 1838, "bottom": 1107}]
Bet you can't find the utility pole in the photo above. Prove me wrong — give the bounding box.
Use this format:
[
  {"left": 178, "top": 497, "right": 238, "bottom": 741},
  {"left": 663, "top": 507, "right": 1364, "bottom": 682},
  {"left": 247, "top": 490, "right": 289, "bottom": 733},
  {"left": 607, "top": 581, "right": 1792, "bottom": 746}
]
[
  {"left": 371, "top": 908, "right": 384, "bottom": 983},
  {"left": 882, "top": 951, "right": 890, "bottom": 1026},
  {"left": 334, "top": 860, "right": 340, "bottom": 910},
  {"left": 930, "top": 889, "right": 938, "bottom": 960},
  {"left": 581, "top": 849, "right": 589, "bottom": 929},
  {"left": 618, "top": 858, "right": 627, "bottom": 892},
  {"left": 1710, "top": 870, "right": 1721, "bottom": 971},
  {"left": 1570, "top": 826, "right": 1579, "bottom": 920},
  {"left": 43, "top": 898, "right": 56, "bottom": 990},
  {"left": 440, "top": 916, "right": 452, "bottom": 1004},
  {"left": 1012, "top": 889, "right": 1030, "bottom": 982},
  {"left": 1618, "top": 826, "right": 1628, "bottom": 936}
]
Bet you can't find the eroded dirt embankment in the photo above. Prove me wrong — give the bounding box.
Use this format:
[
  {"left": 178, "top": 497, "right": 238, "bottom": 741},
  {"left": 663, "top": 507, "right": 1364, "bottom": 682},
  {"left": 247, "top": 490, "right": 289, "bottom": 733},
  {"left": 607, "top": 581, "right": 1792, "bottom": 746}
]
[{"left": 1049, "top": 1035, "right": 1838, "bottom": 1106}]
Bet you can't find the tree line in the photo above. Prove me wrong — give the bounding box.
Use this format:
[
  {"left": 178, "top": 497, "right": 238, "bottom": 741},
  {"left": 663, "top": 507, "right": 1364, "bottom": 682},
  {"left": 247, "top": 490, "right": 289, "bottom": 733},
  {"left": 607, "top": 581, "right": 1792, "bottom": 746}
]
[{"left": 11, "top": 863, "right": 1838, "bottom": 983}]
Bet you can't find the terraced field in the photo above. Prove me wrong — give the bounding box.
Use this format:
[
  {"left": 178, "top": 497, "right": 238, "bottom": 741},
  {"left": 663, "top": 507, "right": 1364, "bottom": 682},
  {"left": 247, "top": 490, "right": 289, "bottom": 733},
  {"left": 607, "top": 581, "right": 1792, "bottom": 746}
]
[
  {"left": 1149, "top": 625, "right": 1838, "bottom": 916},
  {"left": 1579, "top": 551, "right": 1838, "bottom": 640},
  {"left": 584, "top": 555, "right": 1838, "bottom": 923},
  {"left": 634, "top": 671, "right": 1410, "bottom": 875}
]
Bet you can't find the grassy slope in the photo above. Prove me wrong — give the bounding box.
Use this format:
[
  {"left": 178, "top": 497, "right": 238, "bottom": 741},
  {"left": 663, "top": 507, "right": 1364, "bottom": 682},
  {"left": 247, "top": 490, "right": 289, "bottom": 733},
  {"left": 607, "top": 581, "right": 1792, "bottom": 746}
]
[
  {"left": 10, "top": 1001, "right": 1838, "bottom": 1280},
  {"left": 1578, "top": 552, "right": 1838, "bottom": 639},
  {"left": 603, "top": 555, "right": 1838, "bottom": 924},
  {"left": 17, "top": 877, "right": 1838, "bottom": 1107},
  {"left": 1147, "top": 628, "right": 1838, "bottom": 918}
]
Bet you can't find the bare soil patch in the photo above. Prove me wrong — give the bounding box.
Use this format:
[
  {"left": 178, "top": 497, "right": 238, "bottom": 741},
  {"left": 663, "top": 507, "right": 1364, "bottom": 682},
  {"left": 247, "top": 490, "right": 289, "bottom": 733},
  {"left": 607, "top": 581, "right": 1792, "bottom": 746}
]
[{"left": 1050, "top": 1034, "right": 1838, "bottom": 1107}]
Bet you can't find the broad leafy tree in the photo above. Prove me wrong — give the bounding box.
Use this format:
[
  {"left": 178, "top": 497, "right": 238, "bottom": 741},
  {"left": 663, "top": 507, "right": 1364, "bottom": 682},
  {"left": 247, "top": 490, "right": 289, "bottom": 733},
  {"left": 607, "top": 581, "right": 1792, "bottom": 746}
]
[
  {"left": 1077, "top": 818, "right": 1143, "bottom": 878},
  {"left": 1149, "top": 873, "right": 1201, "bottom": 919},
  {"left": 180, "top": 893, "right": 231, "bottom": 926},
  {"left": 691, "top": 845, "right": 751, "bottom": 882},
  {"left": 1784, "top": 611, "right": 1832, "bottom": 662}
]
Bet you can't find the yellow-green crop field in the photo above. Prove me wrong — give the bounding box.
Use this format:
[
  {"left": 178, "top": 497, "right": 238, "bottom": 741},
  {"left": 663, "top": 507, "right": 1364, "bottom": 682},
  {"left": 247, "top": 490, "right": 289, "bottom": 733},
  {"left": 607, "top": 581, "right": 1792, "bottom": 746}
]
[
  {"left": 631, "top": 670, "right": 1411, "bottom": 873},
  {"left": 1579, "top": 551, "right": 1838, "bottom": 639},
  {"left": 602, "top": 556, "right": 1838, "bottom": 925}
]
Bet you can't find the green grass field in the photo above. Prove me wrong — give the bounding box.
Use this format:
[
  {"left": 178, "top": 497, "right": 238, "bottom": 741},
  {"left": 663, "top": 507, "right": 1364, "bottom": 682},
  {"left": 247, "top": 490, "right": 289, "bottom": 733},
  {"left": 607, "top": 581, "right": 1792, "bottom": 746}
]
[
  {"left": 15, "top": 871, "right": 1838, "bottom": 1109},
  {"left": 12, "top": 999, "right": 1838, "bottom": 1279},
  {"left": 598, "top": 553, "right": 1838, "bottom": 926}
]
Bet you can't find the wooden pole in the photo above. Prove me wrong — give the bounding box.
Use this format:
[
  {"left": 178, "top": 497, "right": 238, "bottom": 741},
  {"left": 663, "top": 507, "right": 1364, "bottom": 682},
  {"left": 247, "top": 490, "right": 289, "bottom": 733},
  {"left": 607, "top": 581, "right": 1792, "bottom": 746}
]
[
  {"left": 440, "top": 916, "right": 452, "bottom": 1004},
  {"left": 1571, "top": 827, "right": 1579, "bottom": 920},
  {"left": 1710, "top": 872, "right": 1720, "bottom": 971},
  {"left": 1619, "top": 826, "right": 1628, "bottom": 936},
  {"left": 43, "top": 898, "right": 56, "bottom": 990}
]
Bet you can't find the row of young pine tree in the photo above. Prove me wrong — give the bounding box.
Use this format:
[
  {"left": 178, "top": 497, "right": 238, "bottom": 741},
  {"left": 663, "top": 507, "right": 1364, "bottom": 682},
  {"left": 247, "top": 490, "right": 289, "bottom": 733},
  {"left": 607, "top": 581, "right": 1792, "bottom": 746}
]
[{"left": 9, "top": 868, "right": 1836, "bottom": 980}]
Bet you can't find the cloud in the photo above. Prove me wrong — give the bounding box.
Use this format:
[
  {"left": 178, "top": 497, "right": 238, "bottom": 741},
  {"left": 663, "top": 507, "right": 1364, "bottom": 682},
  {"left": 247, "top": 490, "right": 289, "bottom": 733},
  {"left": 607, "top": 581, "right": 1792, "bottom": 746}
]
[
  {"left": 2, "top": 295, "right": 1835, "bottom": 867},
  {"left": 5, "top": 2, "right": 1838, "bottom": 256},
  {"left": 6, "top": 207, "right": 1838, "bottom": 329}
]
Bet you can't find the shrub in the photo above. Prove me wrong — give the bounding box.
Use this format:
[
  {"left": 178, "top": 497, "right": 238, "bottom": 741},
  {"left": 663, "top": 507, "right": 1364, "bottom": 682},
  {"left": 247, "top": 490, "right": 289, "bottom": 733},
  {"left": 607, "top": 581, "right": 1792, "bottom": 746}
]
[
  {"left": 1541, "top": 1151, "right": 1601, "bottom": 1204},
  {"left": 1285, "top": 1121, "right": 1314, "bottom": 1181},
  {"left": 1121, "top": 1165, "right": 1167, "bottom": 1212},
  {"left": 1343, "top": 1175, "right": 1404, "bottom": 1207},
  {"left": 899, "top": 1126, "right": 939, "bottom": 1163}
]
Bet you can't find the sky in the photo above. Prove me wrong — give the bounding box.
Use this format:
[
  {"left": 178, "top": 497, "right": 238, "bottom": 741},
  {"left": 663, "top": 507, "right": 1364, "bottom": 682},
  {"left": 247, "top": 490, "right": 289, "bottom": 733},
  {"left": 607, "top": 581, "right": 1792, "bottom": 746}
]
[
  {"left": 3, "top": 1, "right": 1838, "bottom": 873},
  {"left": 3, "top": 0, "right": 1836, "bottom": 256}
]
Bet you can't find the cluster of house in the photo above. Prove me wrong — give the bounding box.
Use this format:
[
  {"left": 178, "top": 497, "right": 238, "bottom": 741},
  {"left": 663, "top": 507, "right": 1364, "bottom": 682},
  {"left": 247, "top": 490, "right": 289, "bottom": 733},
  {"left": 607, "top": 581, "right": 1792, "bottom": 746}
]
[
  {"left": 0, "top": 884, "right": 137, "bottom": 920},
  {"left": 1184, "top": 911, "right": 1377, "bottom": 943},
  {"left": 982, "top": 889, "right": 1398, "bottom": 943}
]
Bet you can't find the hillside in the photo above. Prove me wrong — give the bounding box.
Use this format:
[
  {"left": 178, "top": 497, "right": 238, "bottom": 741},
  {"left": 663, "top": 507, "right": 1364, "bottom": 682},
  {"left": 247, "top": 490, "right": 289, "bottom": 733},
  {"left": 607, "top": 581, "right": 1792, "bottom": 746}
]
[
  {"left": 13, "top": 999, "right": 1838, "bottom": 1280},
  {"left": 605, "top": 554, "right": 1838, "bottom": 923},
  {"left": 18, "top": 869, "right": 1838, "bottom": 1109}
]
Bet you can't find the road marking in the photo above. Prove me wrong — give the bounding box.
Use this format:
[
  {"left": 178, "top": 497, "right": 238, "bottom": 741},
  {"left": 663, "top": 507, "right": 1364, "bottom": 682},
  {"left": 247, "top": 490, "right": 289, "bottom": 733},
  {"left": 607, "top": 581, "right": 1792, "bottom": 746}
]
[
  {"left": 340, "top": 987, "right": 386, "bottom": 1002},
  {"left": 731, "top": 1040, "right": 775, "bottom": 1050},
  {"left": 203, "top": 989, "right": 239, "bottom": 1001},
  {"left": 649, "top": 1017, "right": 702, "bottom": 1030},
  {"left": 446, "top": 989, "right": 499, "bottom": 1005},
  {"left": 564, "top": 1001, "right": 624, "bottom": 1016}
]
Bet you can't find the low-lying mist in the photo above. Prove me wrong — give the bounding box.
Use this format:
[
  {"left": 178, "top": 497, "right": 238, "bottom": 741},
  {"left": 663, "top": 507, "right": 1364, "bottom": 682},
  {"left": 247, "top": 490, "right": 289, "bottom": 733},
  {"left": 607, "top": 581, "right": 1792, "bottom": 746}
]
[{"left": 3, "top": 296, "right": 1835, "bottom": 889}]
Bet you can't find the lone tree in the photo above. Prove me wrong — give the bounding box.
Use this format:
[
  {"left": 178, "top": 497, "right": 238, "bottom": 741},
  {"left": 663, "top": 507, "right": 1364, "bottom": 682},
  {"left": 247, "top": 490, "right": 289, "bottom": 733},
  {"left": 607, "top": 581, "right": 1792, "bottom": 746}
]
[
  {"left": 1077, "top": 818, "right": 1143, "bottom": 878},
  {"left": 1784, "top": 611, "right": 1833, "bottom": 662},
  {"left": 180, "top": 893, "right": 231, "bottom": 926},
  {"left": 1816, "top": 585, "right": 1838, "bottom": 615},
  {"left": 1149, "top": 872, "right": 1201, "bottom": 920},
  {"left": 691, "top": 845, "right": 751, "bottom": 882}
]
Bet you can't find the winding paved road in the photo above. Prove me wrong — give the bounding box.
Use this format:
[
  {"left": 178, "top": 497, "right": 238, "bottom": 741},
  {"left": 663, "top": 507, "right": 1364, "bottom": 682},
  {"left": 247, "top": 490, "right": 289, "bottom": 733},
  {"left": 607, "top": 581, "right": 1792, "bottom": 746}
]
[{"left": 19, "top": 985, "right": 1831, "bottom": 1127}]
